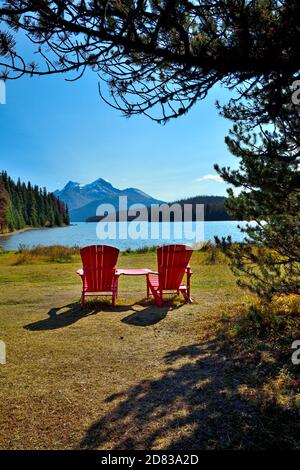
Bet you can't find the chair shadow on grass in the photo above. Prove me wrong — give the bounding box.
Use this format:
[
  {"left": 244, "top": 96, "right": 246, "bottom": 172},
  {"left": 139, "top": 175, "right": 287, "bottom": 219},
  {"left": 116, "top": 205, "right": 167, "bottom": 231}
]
[
  {"left": 24, "top": 302, "right": 110, "bottom": 331},
  {"left": 121, "top": 298, "right": 184, "bottom": 327},
  {"left": 24, "top": 298, "right": 180, "bottom": 331}
]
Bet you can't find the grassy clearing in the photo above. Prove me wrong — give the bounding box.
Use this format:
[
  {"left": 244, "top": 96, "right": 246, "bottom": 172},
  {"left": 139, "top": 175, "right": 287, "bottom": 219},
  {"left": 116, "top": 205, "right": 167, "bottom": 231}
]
[{"left": 0, "top": 250, "right": 299, "bottom": 450}]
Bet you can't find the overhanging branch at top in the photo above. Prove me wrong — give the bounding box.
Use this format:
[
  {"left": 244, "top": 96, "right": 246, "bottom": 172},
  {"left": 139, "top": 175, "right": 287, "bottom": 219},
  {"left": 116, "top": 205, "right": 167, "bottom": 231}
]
[{"left": 0, "top": 0, "right": 300, "bottom": 122}]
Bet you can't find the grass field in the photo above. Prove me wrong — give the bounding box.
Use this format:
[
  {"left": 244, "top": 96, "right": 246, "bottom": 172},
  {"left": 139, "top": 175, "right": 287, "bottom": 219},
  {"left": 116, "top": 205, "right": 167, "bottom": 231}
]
[{"left": 0, "top": 249, "right": 299, "bottom": 450}]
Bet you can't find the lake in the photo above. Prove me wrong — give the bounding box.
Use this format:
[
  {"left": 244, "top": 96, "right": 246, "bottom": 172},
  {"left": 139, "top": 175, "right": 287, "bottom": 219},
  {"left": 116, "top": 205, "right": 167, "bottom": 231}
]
[{"left": 0, "top": 221, "right": 247, "bottom": 251}]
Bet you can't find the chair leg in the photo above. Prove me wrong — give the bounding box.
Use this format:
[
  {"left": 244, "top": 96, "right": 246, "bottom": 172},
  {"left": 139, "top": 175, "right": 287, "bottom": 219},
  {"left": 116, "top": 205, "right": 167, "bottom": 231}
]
[
  {"left": 187, "top": 283, "right": 192, "bottom": 303},
  {"left": 154, "top": 290, "right": 163, "bottom": 306},
  {"left": 158, "top": 292, "right": 163, "bottom": 306},
  {"left": 183, "top": 289, "right": 192, "bottom": 303},
  {"left": 147, "top": 274, "right": 164, "bottom": 306},
  {"left": 81, "top": 292, "right": 85, "bottom": 307},
  {"left": 148, "top": 281, "right": 163, "bottom": 306},
  {"left": 112, "top": 278, "right": 118, "bottom": 307},
  {"left": 185, "top": 270, "right": 192, "bottom": 303},
  {"left": 147, "top": 278, "right": 150, "bottom": 298}
]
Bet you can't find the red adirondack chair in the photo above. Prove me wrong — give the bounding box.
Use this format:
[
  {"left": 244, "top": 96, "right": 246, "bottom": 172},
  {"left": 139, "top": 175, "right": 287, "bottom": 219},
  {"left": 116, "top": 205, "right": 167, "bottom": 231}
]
[
  {"left": 147, "top": 244, "right": 193, "bottom": 306},
  {"left": 76, "top": 245, "right": 120, "bottom": 306}
]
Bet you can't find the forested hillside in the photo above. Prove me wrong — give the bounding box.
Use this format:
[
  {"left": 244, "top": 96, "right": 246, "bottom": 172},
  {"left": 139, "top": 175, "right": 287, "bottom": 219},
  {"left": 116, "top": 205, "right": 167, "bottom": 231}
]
[
  {"left": 172, "top": 195, "right": 234, "bottom": 221},
  {"left": 0, "top": 171, "right": 70, "bottom": 233},
  {"left": 87, "top": 195, "right": 235, "bottom": 222}
]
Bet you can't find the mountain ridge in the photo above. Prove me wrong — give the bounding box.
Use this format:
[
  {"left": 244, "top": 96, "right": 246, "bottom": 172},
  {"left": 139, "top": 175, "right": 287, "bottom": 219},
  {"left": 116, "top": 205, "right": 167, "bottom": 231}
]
[{"left": 54, "top": 178, "right": 164, "bottom": 221}]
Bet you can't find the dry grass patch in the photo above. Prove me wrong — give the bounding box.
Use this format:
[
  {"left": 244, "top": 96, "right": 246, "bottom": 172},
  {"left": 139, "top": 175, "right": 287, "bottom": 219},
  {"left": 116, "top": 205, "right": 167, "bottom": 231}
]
[{"left": 0, "top": 251, "right": 299, "bottom": 449}]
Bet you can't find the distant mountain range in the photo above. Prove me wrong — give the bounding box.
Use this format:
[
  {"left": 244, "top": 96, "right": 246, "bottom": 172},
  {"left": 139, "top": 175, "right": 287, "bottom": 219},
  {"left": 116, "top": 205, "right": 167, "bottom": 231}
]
[
  {"left": 54, "top": 178, "right": 164, "bottom": 221},
  {"left": 54, "top": 179, "right": 234, "bottom": 222}
]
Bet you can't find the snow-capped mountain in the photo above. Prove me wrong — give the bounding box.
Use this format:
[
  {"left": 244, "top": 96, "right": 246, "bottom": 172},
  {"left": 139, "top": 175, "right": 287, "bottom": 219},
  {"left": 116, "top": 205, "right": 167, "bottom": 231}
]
[{"left": 54, "top": 178, "right": 164, "bottom": 221}]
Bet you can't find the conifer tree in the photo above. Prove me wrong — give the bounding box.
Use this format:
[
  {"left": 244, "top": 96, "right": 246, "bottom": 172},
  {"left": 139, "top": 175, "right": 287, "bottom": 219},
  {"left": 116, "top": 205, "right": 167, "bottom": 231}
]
[
  {"left": 0, "top": 171, "right": 69, "bottom": 232},
  {"left": 215, "top": 87, "right": 300, "bottom": 299},
  {"left": 0, "top": 175, "right": 8, "bottom": 232}
]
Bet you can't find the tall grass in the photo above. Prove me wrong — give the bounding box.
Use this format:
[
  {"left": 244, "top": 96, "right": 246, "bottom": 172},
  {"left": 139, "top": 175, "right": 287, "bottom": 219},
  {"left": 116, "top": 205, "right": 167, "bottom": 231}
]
[
  {"left": 15, "top": 244, "right": 80, "bottom": 264},
  {"left": 218, "top": 295, "right": 300, "bottom": 437},
  {"left": 12, "top": 241, "right": 228, "bottom": 264}
]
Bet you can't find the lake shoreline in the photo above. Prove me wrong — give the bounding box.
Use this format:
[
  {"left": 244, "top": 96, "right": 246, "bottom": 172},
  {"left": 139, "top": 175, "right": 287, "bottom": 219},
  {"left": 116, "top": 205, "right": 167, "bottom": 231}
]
[
  {"left": 0, "top": 227, "right": 41, "bottom": 237},
  {"left": 0, "top": 224, "right": 71, "bottom": 238},
  {"left": 0, "top": 221, "right": 246, "bottom": 251}
]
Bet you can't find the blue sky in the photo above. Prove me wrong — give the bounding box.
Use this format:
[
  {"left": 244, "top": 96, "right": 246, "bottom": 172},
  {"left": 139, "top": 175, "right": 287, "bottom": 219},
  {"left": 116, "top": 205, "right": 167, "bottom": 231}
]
[{"left": 0, "top": 61, "right": 236, "bottom": 202}]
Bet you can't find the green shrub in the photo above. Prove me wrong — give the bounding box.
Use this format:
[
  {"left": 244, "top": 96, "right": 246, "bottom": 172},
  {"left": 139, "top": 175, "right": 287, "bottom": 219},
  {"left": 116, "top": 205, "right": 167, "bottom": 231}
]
[
  {"left": 233, "top": 296, "right": 300, "bottom": 340},
  {"left": 123, "top": 245, "right": 158, "bottom": 255}
]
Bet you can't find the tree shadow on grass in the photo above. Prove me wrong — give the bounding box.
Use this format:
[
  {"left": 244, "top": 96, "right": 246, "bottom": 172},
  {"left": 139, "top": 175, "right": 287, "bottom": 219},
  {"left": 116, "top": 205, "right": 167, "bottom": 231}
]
[{"left": 79, "top": 334, "right": 300, "bottom": 450}]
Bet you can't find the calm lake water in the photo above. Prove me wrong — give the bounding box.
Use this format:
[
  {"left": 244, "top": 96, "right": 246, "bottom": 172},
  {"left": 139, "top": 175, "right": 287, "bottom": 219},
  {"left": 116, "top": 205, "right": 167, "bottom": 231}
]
[{"left": 0, "top": 221, "right": 247, "bottom": 251}]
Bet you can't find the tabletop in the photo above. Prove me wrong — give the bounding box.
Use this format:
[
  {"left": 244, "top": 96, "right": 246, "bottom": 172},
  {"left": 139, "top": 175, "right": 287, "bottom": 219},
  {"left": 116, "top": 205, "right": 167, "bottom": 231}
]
[{"left": 116, "top": 268, "right": 156, "bottom": 276}]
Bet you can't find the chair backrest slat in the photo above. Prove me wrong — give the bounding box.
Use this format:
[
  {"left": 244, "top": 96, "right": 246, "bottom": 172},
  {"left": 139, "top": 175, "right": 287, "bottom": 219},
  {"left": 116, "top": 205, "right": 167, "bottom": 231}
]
[
  {"left": 157, "top": 244, "right": 193, "bottom": 290},
  {"left": 80, "top": 245, "right": 119, "bottom": 291}
]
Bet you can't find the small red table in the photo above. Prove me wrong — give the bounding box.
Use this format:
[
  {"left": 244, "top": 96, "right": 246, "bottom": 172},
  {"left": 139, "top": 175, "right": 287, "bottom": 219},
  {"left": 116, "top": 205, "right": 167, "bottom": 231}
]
[
  {"left": 116, "top": 268, "right": 154, "bottom": 276},
  {"left": 116, "top": 268, "right": 156, "bottom": 297}
]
